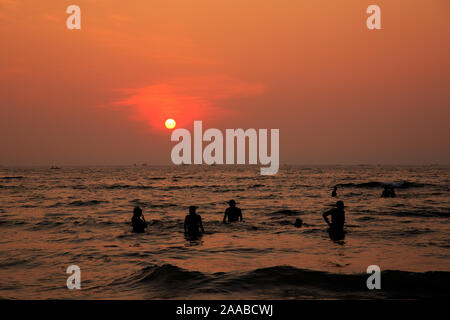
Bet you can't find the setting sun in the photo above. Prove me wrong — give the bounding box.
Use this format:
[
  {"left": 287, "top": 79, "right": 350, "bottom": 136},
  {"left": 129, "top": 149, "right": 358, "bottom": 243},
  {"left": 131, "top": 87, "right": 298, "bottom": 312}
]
[{"left": 165, "top": 118, "right": 176, "bottom": 130}]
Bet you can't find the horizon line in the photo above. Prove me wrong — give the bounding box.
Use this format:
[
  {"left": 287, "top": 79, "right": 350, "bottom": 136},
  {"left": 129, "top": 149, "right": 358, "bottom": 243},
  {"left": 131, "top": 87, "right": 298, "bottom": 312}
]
[{"left": 1, "top": 163, "right": 449, "bottom": 168}]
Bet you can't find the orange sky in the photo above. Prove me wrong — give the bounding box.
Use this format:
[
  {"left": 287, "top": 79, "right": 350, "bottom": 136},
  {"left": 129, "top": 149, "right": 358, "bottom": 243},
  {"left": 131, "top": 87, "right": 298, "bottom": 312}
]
[{"left": 0, "top": 0, "right": 449, "bottom": 165}]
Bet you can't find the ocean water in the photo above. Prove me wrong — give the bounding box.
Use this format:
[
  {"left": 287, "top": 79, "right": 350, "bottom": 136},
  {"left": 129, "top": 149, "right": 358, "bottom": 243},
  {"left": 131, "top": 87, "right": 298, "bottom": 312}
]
[{"left": 0, "top": 165, "right": 449, "bottom": 299}]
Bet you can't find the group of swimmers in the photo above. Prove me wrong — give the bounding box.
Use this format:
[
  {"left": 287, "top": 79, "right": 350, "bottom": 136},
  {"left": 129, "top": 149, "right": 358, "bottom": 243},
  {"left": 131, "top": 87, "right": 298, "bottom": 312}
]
[
  {"left": 132, "top": 184, "right": 398, "bottom": 240},
  {"left": 131, "top": 196, "right": 346, "bottom": 240},
  {"left": 132, "top": 200, "right": 244, "bottom": 235}
]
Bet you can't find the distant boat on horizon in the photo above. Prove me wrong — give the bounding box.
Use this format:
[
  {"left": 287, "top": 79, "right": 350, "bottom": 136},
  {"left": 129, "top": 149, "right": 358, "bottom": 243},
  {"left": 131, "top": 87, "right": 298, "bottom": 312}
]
[{"left": 50, "top": 166, "right": 61, "bottom": 170}]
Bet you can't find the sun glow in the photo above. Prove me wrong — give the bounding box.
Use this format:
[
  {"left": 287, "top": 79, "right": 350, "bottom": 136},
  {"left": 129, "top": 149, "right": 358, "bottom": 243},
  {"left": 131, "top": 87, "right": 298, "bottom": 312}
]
[{"left": 165, "top": 118, "right": 176, "bottom": 129}]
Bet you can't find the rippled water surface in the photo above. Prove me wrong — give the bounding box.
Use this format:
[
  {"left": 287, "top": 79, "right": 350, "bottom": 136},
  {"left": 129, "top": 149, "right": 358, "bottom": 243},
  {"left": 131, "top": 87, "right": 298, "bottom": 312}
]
[{"left": 0, "top": 165, "right": 449, "bottom": 299}]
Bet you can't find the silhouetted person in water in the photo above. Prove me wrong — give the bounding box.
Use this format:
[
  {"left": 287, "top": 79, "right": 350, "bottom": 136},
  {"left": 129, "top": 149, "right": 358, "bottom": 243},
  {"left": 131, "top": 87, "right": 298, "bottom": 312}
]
[
  {"left": 294, "top": 218, "right": 303, "bottom": 228},
  {"left": 223, "top": 200, "right": 243, "bottom": 223},
  {"left": 390, "top": 186, "right": 396, "bottom": 197},
  {"left": 323, "top": 201, "right": 345, "bottom": 240},
  {"left": 331, "top": 186, "right": 337, "bottom": 197},
  {"left": 381, "top": 186, "right": 390, "bottom": 197},
  {"left": 381, "top": 185, "right": 396, "bottom": 198},
  {"left": 131, "top": 206, "right": 147, "bottom": 233},
  {"left": 184, "top": 206, "right": 205, "bottom": 236}
]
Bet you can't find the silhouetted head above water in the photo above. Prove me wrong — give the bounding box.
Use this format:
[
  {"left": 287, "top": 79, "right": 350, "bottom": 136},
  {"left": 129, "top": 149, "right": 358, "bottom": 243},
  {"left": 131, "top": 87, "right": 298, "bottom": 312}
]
[
  {"left": 133, "top": 206, "right": 143, "bottom": 217},
  {"left": 227, "top": 200, "right": 237, "bottom": 207},
  {"left": 336, "top": 201, "right": 344, "bottom": 209},
  {"left": 189, "top": 206, "right": 198, "bottom": 215}
]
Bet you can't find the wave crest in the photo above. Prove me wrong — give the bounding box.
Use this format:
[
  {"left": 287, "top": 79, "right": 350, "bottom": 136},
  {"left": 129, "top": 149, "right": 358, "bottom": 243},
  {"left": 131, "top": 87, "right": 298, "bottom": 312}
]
[{"left": 108, "top": 264, "right": 450, "bottom": 299}]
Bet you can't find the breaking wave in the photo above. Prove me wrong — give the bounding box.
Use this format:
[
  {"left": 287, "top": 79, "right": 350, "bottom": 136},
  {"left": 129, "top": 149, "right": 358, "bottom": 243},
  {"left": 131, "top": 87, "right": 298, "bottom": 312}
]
[{"left": 107, "top": 264, "right": 450, "bottom": 299}]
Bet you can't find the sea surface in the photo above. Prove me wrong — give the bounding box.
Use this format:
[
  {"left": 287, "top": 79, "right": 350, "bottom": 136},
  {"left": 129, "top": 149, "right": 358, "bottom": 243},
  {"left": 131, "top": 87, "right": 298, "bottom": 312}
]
[{"left": 0, "top": 165, "right": 449, "bottom": 299}]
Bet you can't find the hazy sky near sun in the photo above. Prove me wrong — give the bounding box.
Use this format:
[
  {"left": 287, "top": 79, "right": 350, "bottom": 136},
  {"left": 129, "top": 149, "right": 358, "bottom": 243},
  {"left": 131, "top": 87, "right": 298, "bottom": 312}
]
[{"left": 0, "top": 0, "right": 449, "bottom": 165}]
